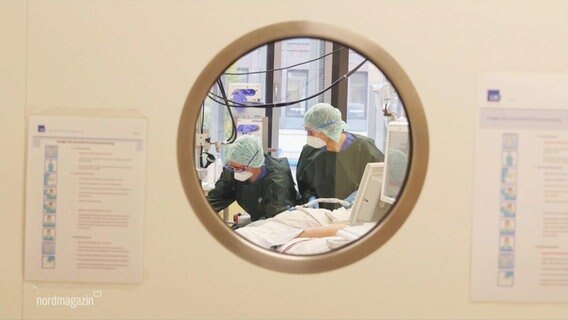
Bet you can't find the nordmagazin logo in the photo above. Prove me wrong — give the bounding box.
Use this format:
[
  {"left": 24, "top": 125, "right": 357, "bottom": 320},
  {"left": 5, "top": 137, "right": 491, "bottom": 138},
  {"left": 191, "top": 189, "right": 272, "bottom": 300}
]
[{"left": 36, "top": 290, "right": 102, "bottom": 309}]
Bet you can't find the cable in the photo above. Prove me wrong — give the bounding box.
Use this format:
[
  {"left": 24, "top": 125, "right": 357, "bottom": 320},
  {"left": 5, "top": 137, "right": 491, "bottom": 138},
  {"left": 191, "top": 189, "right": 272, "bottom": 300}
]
[
  {"left": 223, "top": 46, "right": 344, "bottom": 76},
  {"left": 211, "top": 58, "right": 367, "bottom": 108},
  {"left": 207, "top": 59, "right": 369, "bottom": 109}
]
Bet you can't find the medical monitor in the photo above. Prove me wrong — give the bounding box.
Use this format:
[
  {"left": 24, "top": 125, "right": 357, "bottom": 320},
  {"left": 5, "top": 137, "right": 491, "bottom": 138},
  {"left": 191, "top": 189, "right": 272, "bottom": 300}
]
[
  {"left": 350, "top": 162, "right": 386, "bottom": 225},
  {"left": 380, "top": 121, "right": 410, "bottom": 205}
]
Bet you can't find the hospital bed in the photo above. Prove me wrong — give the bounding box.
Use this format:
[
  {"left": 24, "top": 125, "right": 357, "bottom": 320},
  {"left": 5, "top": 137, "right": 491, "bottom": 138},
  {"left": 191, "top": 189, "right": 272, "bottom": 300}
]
[
  {"left": 235, "top": 203, "right": 379, "bottom": 255},
  {"left": 234, "top": 162, "right": 390, "bottom": 254}
]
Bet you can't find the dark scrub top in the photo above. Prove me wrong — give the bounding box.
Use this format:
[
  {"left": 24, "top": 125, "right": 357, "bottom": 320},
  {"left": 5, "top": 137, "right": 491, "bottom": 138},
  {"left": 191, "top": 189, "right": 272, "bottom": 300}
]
[
  {"left": 206, "top": 154, "right": 298, "bottom": 221},
  {"left": 296, "top": 133, "right": 384, "bottom": 210},
  {"left": 295, "top": 144, "right": 325, "bottom": 204}
]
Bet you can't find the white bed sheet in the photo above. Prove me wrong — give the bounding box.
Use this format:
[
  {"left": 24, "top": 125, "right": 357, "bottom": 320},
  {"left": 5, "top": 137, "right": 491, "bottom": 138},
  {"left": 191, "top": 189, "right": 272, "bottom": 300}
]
[{"left": 235, "top": 207, "right": 375, "bottom": 254}]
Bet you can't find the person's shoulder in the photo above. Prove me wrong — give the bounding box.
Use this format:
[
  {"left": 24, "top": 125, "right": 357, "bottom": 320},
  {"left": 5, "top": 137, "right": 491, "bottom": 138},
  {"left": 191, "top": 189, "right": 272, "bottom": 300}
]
[
  {"left": 348, "top": 133, "right": 378, "bottom": 150},
  {"left": 299, "top": 144, "right": 325, "bottom": 160},
  {"left": 264, "top": 156, "right": 295, "bottom": 185},
  {"left": 301, "top": 144, "right": 315, "bottom": 153},
  {"left": 348, "top": 133, "right": 383, "bottom": 158},
  {"left": 351, "top": 133, "right": 376, "bottom": 145},
  {"left": 265, "top": 154, "right": 291, "bottom": 170}
]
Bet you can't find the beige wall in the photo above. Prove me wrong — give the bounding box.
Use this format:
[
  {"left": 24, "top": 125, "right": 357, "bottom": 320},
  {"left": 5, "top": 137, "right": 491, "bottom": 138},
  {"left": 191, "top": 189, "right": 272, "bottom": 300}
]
[
  {"left": 1, "top": 1, "right": 568, "bottom": 319},
  {"left": 0, "top": 1, "right": 26, "bottom": 318}
]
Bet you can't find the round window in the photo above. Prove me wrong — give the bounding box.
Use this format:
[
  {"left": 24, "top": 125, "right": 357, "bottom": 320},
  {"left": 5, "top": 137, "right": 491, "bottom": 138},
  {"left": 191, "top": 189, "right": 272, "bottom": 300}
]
[{"left": 178, "top": 21, "right": 428, "bottom": 273}]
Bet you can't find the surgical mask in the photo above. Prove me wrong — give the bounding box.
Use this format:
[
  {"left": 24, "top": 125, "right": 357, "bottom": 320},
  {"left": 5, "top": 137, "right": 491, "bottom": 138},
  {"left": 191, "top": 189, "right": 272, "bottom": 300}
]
[
  {"left": 234, "top": 171, "right": 253, "bottom": 182},
  {"left": 306, "top": 136, "right": 326, "bottom": 148}
]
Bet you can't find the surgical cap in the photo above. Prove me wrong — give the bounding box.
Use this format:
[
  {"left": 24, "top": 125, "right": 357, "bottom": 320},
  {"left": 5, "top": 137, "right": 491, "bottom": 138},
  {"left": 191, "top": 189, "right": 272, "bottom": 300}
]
[
  {"left": 226, "top": 135, "right": 265, "bottom": 168},
  {"left": 304, "top": 103, "right": 347, "bottom": 143}
]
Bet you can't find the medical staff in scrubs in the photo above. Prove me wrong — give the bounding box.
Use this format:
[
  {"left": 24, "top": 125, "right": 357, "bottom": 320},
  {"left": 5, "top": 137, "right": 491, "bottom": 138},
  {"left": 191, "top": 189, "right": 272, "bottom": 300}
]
[
  {"left": 207, "top": 135, "right": 298, "bottom": 221},
  {"left": 296, "top": 103, "right": 384, "bottom": 209}
]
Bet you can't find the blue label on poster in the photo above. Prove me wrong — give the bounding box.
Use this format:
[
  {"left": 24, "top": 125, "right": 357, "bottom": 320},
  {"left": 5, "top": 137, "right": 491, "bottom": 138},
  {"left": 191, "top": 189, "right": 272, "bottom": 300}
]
[{"left": 487, "top": 89, "right": 501, "bottom": 102}]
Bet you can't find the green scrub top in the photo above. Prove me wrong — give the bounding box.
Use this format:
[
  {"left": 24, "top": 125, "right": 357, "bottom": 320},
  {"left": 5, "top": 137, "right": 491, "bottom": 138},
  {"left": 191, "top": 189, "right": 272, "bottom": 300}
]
[
  {"left": 206, "top": 154, "right": 298, "bottom": 221},
  {"left": 296, "top": 133, "right": 384, "bottom": 209},
  {"left": 295, "top": 144, "right": 325, "bottom": 204}
]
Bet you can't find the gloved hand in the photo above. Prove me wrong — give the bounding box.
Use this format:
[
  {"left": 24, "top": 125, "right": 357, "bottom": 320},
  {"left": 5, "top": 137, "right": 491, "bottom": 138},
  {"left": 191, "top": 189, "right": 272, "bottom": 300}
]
[
  {"left": 343, "top": 191, "right": 357, "bottom": 208},
  {"left": 305, "top": 195, "right": 319, "bottom": 209}
]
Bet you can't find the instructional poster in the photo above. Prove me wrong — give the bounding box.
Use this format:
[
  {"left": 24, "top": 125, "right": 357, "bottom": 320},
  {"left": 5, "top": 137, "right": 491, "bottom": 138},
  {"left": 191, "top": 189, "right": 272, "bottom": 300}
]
[
  {"left": 471, "top": 73, "right": 568, "bottom": 302},
  {"left": 24, "top": 113, "right": 147, "bottom": 283}
]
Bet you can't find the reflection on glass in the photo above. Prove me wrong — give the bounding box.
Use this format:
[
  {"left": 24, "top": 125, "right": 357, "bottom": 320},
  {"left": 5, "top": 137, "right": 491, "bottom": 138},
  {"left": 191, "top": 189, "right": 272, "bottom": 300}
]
[
  {"left": 380, "top": 121, "right": 410, "bottom": 205},
  {"left": 195, "top": 38, "right": 410, "bottom": 255}
]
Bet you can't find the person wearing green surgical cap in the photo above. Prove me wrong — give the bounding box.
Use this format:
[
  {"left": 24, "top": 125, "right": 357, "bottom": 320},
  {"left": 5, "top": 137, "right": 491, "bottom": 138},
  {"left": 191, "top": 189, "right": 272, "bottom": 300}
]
[
  {"left": 296, "top": 103, "right": 384, "bottom": 210},
  {"left": 206, "top": 135, "right": 298, "bottom": 222}
]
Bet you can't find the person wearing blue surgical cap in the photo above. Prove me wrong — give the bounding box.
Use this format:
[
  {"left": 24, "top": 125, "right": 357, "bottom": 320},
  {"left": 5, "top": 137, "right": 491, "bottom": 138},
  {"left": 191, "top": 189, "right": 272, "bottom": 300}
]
[
  {"left": 296, "top": 103, "right": 384, "bottom": 210},
  {"left": 206, "top": 135, "right": 298, "bottom": 221}
]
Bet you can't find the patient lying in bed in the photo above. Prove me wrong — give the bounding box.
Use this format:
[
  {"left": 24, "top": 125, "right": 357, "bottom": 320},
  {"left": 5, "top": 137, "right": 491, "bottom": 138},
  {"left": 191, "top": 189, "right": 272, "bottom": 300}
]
[{"left": 235, "top": 206, "right": 375, "bottom": 255}]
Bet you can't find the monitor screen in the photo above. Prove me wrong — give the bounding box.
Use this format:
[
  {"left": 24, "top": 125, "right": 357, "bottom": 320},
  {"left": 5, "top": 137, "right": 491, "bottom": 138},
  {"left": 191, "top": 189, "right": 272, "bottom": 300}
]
[
  {"left": 350, "top": 162, "right": 385, "bottom": 225},
  {"left": 380, "top": 121, "right": 410, "bottom": 205}
]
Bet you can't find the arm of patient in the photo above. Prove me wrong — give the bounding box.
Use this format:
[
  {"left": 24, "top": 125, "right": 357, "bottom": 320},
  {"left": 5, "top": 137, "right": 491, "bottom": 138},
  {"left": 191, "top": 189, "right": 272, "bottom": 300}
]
[{"left": 298, "top": 223, "right": 346, "bottom": 238}]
